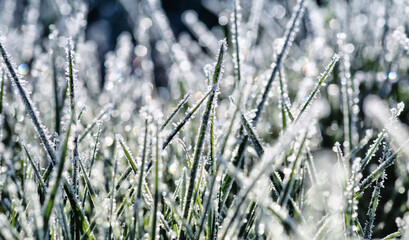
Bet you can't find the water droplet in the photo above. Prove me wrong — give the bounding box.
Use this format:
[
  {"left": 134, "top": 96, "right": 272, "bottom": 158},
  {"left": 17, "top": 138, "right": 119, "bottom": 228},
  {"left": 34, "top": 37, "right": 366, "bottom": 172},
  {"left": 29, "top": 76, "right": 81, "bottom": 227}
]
[
  {"left": 17, "top": 64, "right": 29, "bottom": 75},
  {"left": 219, "top": 15, "right": 228, "bottom": 26},
  {"left": 388, "top": 72, "right": 397, "bottom": 80}
]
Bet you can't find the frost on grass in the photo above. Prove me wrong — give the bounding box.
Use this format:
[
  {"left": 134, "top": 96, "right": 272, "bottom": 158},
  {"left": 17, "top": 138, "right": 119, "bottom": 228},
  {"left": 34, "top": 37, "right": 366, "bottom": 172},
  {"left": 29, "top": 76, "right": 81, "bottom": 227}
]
[
  {"left": 0, "top": 41, "right": 57, "bottom": 164},
  {"left": 2, "top": 0, "right": 409, "bottom": 239}
]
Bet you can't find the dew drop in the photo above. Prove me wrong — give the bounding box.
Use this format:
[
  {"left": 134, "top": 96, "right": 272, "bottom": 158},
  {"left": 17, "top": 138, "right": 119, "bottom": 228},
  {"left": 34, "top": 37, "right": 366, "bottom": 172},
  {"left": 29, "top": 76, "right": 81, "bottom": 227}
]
[
  {"left": 388, "top": 72, "right": 397, "bottom": 80},
  {"left": 17, "top": 64, "right": 29, "bottom": 75}
]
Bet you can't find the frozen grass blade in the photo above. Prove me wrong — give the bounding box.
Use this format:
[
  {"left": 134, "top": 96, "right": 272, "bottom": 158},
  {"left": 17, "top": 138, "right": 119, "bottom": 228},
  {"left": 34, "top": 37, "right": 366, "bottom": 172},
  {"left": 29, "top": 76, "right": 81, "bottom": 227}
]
[
  {"left": 238, "top": 201, "right": 257, "bottom": 239},
  {"left": 57, "top": 203, "right": 71, "bottom": 240},
  {"left": 138, "top": 119, "right": 149, "bottom": 198},
  {"left": 363, "top": 171, "right": 384, "bottom": 239},
  {"left": 355, "top": 149, "right": 401, "bottom": 198},
  {"left": 42, "top": 119, "right": 71, "bottom": 236},
  {"left": 117, "top": 134, "right": 138, "bottom": 175},
  {"left": 360, "top": 130, "right": 385, "bottom": 172},
  {"left": 230, "top": 96, "right": 264, "bottom": 157},
  {"left": 239, "top": 108, "right": 264, "bottom": 158},
  {"left": 381, "top": 231, "right": 402, "bottom": 240},
  {"left": 0, "top": 69, "right": 4, "bottom": 116},
  {"left": 0, "top": 41, "right": 57, "bottom": 164},
  {"left": 108, "top": 145, "right": 119, "bottom": 239},
  {"left": 279, "top": 131, "right": 308, "bottom": 207},
  {"left": 218, "top": 0, "right": 307, "bottom": 206},
  {"left": 163, "top": 89, "right": 211, "bottom": 149},
  {"left": 108, "top": 167, "right": 132, "bottom": 198},
  {"left": 231, "top": 0, "right": 242, "bottom": 85},
  {"left": 150, "top": 124, "right": 160, "bottom": 240},
  {"left": 62, "top": 179, "right": 91, "bottom": 238},
  {"left": 79, "top": 105, "right": 112, "bottom": 143},
  {"left": 78, "top": 156, "right": 97, "bottom": 207},
  {"left": 294, "top": 54, "right": 339, "bottom": 122},
  {"left": 136, "top": 119, "right": 149, "bottom": 239},
  {"left": 278, "top": 68, "right": 289, "bottom": 131},
  {"left": 67, "top": 38, "right": 76, "bottom": 122},
  {"left": 22, "top": 144, "right": 46, "bottom": 192},
  {"left": 208, "top": 107, "right": 216, "bottom": 176},
  {"left": 66, "top": 40, "right": 81, "bottom": 233},
  {"left": 253, "top": 0, "right": 306, "bottom": 125},
  {"left": 178, "top": 39, "right": 226, "bottom": 239},
  {"left": 195, "top": 165, "right": 220, "bottom": 240},
  {"left": 51, "top": 50, "right": 61, "bottom": 135},
  {"left": 82, "top": 121, "right": 102, "bottom": 207},
  {"left": 161, "top": 92, "right": 191, "bottom": 131}
]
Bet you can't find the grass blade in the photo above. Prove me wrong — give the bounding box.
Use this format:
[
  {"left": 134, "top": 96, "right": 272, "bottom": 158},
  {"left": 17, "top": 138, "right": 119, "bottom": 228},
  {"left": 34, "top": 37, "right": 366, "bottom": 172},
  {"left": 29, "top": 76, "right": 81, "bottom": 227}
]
[
  {"left": 117, "top": 134, "right": 138, "bottom": 174},
  {"left": 78, "top": 157, "right": 97, "bottom": 207},
  {"left": 178, "top": 39, "right": 226, "bottom": 239},
  {"left": 161, "top": 92, "right": 191, "bottom": 131},
  {"left": 0, "top": 41, "right": 57, "bottom": 165},
  {"left": 79, "top": 105, "right": 112, "bottom": 143},
  {"left": 42, "top": 119, "right": 71, "bottom": 235},
  {"left": 239, "top": 108, "right": 264, "bottom": 158},
  {"left": 150, "top": 124, "right": 160, "bottom": 240},
  {"left": 0, "top": 68, "right": 5, "bottom": 116},
  {"left": 294, "top": 54, "right": 339, "bottom": 122},
  {"left": 360, "top": 130, "right": 385, "bottom": 172},
  {"left": 163, "top": 89, "right": 211, "bottom": 149},
  {"left": 231, "top": 0, "right": 242, "bottom": 85},
  {"left": 253, "top": 0, "right": 306, "bottom": 125},
  {"left": 363, "top": 171, "right": 384, "bottom": 239},
  {"left": 22, "top": 144, "right": 46, "bottom": 192}
]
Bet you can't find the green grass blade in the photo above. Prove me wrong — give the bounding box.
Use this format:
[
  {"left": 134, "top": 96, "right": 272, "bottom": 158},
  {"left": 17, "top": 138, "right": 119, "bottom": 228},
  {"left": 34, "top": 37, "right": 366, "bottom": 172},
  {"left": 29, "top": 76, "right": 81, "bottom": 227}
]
[
  {"left": 232, "top": 0, "right": 242, "bottom": 85},
  {"left": 381, "top": 231, "right": 402, "bottom": 240},
  {"left": 0, "top": 68, "right": 5, "bottom": 116},
  {"left": 163, "top": 89, "right": 211, "bottom": 149},
  {"left": 22, "top": 144, "right": 46, "bottom": 192},
  {"left": 360, "top": 130, "right": 385, "bottom": 172},
  {"left": 150, "top": 124, "right": 160, "bottom": 240},
  {"left": 178, "top": 39, "right": 226, "bottom": 239},
  {"left": 78, "top": 157, "right": 97, "bottom": 207},
  {"left": 107, "top": 166, "right": 132, "bottom": 198},
  {"left": 161, "top": 92, "right": 191, "bottom": 131},
  {"left": 295, "top": 54, "right": 339, "bottom": 122},
  {"left": 42, "top": 120, "right": 71, "bottom": 235},
  {"left": 82, "top": 121, "right": 102, "bottom": 207},
  {"left": 363, "top": 172, "right": 384, "bottom": 239},
  {"left": 253, "top": 0, "right": 306, "bottom": 125},
  {"left": 117, "top": 134, "right": 138, "bottom": 174},
  {"left": 239, "top": 108, "right": 264, "bottom": 158},
  {"left": 50, "top": 50, "right": 61, "bottom": 135},
  {"left": 278, "top": 68, "right": 288, "bottom": 131},
  {"left": 57, "top": 203, "right": 72, "bottom": 240},
  {"left": 63, "top": 179, "right": 92, "bottom": 238},
  {"left": 79, "top": 105, "right": 112, "bottom": 143},
  {"left": 356, "top": 150, "right": 400, "bottom": 198},
  {"left": 0, "top": 41, "right": 57, "bottom": 165},
  {"left": 137, "top": 119, "right": 149, "bottom": 199}
]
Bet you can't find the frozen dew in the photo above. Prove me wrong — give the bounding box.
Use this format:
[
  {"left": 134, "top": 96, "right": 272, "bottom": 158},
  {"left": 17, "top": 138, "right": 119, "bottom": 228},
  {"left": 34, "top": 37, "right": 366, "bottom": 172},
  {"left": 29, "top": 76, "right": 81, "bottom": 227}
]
[
  {"left": 273, "top": 38, "right": 285, "bottom": 53},
  {"left": 219, "top": 15, "right": 229, "bottom": 26},
  {"left": 17, "top": 63, "right": 29, "bottom": 75},
  {"left": 388, "top": 71, "right": 397, "bottom": 80},
  {"left": 0, "top": 0, "right": 409, "bottom": 239}
]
